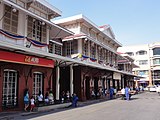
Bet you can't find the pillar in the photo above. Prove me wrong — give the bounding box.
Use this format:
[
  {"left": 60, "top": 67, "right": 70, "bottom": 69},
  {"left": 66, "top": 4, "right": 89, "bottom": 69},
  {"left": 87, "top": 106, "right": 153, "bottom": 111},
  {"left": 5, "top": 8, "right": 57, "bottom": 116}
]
[
  {"left": 70, "top": 64, "right": 74, "bottom": 95},
  {"left": 56, "top": 66, "right": 60, "bottom": 100}
]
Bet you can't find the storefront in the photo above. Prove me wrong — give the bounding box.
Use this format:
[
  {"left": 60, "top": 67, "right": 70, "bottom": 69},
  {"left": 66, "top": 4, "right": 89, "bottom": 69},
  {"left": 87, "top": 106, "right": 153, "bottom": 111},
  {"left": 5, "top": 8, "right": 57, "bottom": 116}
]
[{"left": 0, "top": 50, "right": 54, "bottom": 111}]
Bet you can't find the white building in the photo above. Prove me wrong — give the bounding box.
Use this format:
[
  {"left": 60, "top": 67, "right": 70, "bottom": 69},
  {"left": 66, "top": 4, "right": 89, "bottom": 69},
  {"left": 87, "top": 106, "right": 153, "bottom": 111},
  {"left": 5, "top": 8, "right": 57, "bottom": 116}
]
[
  {"left": 118, "top": 42, "right": 160, "bottom": 87},
  {"left": 53, "top": 14, "right": 138, "bottom": 100}
]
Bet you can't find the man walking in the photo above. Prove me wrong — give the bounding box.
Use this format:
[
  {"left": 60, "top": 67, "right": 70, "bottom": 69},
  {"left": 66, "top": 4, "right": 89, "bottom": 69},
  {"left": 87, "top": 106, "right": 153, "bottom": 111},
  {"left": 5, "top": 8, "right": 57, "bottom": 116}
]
[{"left": 125, "top": 86, "right": 130, "bottom": 101}]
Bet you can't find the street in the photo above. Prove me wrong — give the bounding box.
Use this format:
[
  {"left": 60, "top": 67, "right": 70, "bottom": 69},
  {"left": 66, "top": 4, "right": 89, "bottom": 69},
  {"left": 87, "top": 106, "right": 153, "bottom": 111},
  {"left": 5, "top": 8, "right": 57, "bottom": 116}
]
[{"left": 14, "top": 92, "right": 160, "bottom": 120}]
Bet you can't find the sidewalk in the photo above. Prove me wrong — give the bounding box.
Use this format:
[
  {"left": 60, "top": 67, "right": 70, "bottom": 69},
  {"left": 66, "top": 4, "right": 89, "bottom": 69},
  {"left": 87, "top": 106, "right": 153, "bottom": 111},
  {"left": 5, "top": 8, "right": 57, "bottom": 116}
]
[{"left": 0, "top": 96, "right": 116, "bottom": 119}]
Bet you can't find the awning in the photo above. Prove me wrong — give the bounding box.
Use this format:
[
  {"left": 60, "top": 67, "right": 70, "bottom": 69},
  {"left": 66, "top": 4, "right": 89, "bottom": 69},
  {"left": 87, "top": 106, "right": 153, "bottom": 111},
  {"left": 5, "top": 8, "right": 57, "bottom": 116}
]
[
  {"left": 138, "top": 81, "right": 148, "bottom": 83},
  {"left": 0, "top": 50, "right": 54, "bottom": 68}
]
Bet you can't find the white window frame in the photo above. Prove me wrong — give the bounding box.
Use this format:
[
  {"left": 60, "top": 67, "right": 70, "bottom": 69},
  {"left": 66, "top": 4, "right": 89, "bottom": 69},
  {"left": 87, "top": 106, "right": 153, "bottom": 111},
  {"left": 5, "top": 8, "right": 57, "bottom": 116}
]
[
  {"left": 2, "top": 69, "right": 18, "bottom": 107},
  {"left": 3, "top": 5, "right": 18, "bottom": 34},
  {"left": 27, "top": 16, "right": 46, "bottom": 43},
  {"left": 49, "top": 42, "right": 62, "bottom": 55},
  {"left": 33, "top": 72, "right": 43, "bottom": 99},
  {"left": 65, "top": 40, "right": 78, "bottom": 56}
]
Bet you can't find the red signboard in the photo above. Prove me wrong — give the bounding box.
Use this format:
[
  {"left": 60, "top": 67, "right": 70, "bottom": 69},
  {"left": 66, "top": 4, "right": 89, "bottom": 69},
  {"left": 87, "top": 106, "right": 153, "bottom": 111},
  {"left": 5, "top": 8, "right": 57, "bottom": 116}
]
[{"left": 0, "top": 50, "right": 54, "bottom": 68}]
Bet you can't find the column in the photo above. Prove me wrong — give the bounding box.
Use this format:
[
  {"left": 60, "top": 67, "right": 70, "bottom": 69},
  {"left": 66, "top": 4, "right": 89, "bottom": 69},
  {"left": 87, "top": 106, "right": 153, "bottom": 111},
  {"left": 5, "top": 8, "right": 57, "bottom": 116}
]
[
  {"left": 104, "top": 77, "right": 107, "bottom": 89},
  {"left": 70, "top": 64, "right": 74, "bottom": 95},
  {"left": 56, "top": 66, "right": 60, "bottom": 100}
]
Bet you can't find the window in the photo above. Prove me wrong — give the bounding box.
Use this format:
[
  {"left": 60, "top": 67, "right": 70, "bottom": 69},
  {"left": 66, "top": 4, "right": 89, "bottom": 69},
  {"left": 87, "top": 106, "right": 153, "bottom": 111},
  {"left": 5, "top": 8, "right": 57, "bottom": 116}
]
[
  {"left": 64, "top": 40, "right": 78, "bottom": 56},
  {"left": 90, "top": 42, "right": 96, "bottom": 58},
  {"left": 3, "top": 5, "right": 18, "bottom": 34},
  {"left": 55, "top": 44, "right": 62, "bottom": 55},
  {"left": 153, "top": 58, "right": 160, "bottom": 65},
  {"left": 98, "top": 47, "right": 103, "bottom": 61},
  {"left": 49, "top": 42, "right": 62, "bottom": 55},
  {"left": 126, "top": 52, "right": 134, "bottom": 56},
  {"left": 109, "top": 52, "right": 113, "bottom": 64},
  {"left": 105, "top": 50, "right": 109, "bottom": 63},
  {"left": 138, "top": 70, "right": 149, "bottom": 75},
  {"left": 27, "top": 16, "right": 46, "bottom": 43},
  {"left": 2, "top": 69, "right": 18, "bottom": 107},
  {"left": 82, "top": 39, "right": 88, "bottom": 56},
  {"left": 33, "top": 72, "right": 43, "bottom": 99},
  {"left": 153, "top": 71, "right": 160, "bottom": 79},
  {"left": 139, "top": 60, "right": 148, "bottom": 65},
  {"left": 153, "top": 48, "right": 160, "bottom": 55},
  {"left": 136, "top": 50, "right": 147, "bottom": 55}
]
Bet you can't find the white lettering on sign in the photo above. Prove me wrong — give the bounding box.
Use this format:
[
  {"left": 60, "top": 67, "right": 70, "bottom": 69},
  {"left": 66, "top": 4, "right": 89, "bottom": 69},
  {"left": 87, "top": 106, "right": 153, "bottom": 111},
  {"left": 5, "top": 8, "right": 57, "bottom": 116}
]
[{"left": 25, "top": 56, "right": 39, "bottom": 64}]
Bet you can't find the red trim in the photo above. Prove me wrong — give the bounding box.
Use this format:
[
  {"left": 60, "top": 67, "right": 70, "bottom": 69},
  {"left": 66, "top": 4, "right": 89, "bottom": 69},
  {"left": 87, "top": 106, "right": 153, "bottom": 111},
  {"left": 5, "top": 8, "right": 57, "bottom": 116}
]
[
  {"left": 0, "top": 50, "right": 54, "bottom": 68},
  {"left": 64, "top": 34, "right": 86, "bottom": 39},
  {"left": 99, "top": 24, "right": 109, "bottom": 28}
]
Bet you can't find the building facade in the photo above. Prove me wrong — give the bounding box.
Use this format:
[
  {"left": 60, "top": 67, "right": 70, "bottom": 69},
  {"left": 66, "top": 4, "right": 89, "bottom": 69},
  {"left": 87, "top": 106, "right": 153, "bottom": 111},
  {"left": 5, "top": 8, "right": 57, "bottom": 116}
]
[
  {"left": 0, "top": 0, "right": 138, "bottom": 112},
  {"left": 118, "top": 42, "right": 160, "bottom": 87},
  {"left": 53, "top": 14, "right": 137, "bottom": 101},
  {"left": 0, "top": 0, "right": 73, "bottom": 111}
]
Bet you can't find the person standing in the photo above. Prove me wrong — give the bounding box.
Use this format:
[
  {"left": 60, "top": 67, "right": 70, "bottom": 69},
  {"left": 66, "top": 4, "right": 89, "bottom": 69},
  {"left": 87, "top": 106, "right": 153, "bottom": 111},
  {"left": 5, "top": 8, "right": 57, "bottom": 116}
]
[
  {"left": 125, "top": 86, "right": 130, "bottom": 101},
  {"left": 24, "top": 89, "right": 29, "bottom": 111},
  {"left": 30, "top": 96, "right": 35, "bottom": 112},
  {"left": 109, "top": 86, "right": 114, "bottom": 99},
  {"left": 72, "top": 93, "right": 78, "bottom": 107}
]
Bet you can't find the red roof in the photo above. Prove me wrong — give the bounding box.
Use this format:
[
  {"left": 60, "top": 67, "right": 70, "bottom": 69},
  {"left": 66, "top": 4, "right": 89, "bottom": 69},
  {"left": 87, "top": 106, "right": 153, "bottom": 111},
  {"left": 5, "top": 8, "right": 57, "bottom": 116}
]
[
  {"left": 99, "top": 24, "right": 109, "bottom": 28},
  {"left": 64, "top": 34, "right": 86, "bottom": 39}
]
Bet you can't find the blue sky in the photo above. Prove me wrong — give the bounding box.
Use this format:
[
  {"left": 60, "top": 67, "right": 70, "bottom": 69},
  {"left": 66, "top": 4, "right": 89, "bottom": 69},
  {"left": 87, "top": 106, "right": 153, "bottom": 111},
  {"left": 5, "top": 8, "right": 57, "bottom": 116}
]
[{"left": 46, "top": 0, "right": 160, "bottom": 46}]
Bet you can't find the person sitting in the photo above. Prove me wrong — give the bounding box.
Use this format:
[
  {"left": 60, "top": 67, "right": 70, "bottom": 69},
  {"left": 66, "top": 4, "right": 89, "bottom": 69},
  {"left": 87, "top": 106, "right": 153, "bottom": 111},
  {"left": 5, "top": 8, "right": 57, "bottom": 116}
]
[
  {"left": 61, "top": 91, "right": 66, "bottom": 103},
  {"left": 66, "top": 91, "right": 70, "bottom": 102},
  {"left": 91, "top": 89, "right": 95, "bottom": 99},
  {"left": 48, "top": 90, "right": 54, "bottom": 104},
  {"left": 44, "top": 92, "right": 49, "bottom": 105},
  {"left": 37, "top": 91, "right": 43, "bottom": 106},
  {"left": 121, "top": 88, "right": 125, "bottom": 100}
]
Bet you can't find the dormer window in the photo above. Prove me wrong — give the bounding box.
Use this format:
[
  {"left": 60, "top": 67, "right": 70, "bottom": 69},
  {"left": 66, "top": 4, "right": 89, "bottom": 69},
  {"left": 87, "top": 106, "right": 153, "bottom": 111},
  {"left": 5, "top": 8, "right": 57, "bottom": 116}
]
[
  {"left": 126, "top": 52, "right": 134, "bottom": 56},
  {"left": 136, "top": 50, "right": 147, "bottom": 55},
  {"left": 3, "top": 5, "right": 18, "bottom": 34},
  {"left": 27, "top": 16, "right": 46, "bottom": 43}
]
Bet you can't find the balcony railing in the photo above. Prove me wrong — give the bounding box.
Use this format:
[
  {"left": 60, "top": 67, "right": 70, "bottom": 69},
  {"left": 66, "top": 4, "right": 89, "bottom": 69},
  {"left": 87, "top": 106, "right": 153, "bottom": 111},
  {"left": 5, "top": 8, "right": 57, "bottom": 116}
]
[{"left": 0, "top": 29, "right": 48, "bottom": 52}]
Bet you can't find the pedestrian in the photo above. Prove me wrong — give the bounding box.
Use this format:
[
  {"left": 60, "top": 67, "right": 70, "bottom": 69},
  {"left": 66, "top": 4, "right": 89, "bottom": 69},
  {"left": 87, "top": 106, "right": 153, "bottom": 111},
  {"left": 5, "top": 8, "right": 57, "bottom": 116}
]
[
  {"left": 30, "top": 96, "right": 35, "bottom": 112},
  {"left": 24, "top": 89, "right": 29, "bottom": 111},
  {"left": 72, "top": 93, "right": 78, "bottom": 107},
  {"left": 125, "top": 86, "right": 130, "bottom": 101},
  {"left": 109, "top": 86, "right": 114, "bottom": 99}
]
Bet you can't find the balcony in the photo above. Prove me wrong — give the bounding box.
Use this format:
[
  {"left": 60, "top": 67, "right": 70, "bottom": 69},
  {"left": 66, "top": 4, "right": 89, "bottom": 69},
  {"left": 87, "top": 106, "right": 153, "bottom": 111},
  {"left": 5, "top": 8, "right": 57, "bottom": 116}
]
[{"left": 0, "top": 29, "right": 48, "bottom": 52}]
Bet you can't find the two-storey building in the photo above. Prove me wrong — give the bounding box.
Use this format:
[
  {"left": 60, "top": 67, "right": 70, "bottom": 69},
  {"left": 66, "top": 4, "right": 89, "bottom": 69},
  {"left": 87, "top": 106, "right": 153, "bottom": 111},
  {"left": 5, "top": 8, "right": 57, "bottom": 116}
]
[
  {"left": 0, "top": 0, "right": 73, "bottom": 111},
  {"left": 53, "top": 14, "right": 137, "bottom": 100}
]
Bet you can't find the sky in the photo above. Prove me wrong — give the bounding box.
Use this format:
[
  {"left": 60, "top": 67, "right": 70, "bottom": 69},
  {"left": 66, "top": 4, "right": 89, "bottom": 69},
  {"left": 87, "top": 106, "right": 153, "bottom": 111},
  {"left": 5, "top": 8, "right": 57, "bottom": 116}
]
[{"left": 46, "top": 0, "right": 160, "bottom": 46}]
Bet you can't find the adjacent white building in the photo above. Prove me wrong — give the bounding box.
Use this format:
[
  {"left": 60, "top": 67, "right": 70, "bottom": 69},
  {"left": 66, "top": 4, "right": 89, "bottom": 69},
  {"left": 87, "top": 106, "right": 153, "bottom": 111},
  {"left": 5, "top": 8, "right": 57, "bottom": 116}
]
[{"left": 118, "top": 42, "right": 160, "bottom": 87}]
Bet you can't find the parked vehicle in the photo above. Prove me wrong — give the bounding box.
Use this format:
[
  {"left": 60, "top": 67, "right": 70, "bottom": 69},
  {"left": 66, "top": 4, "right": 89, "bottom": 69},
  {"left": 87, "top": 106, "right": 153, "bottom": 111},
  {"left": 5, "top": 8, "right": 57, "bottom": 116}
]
[{"left": 149, "top": 86, "right": 156, "bottom": 92}]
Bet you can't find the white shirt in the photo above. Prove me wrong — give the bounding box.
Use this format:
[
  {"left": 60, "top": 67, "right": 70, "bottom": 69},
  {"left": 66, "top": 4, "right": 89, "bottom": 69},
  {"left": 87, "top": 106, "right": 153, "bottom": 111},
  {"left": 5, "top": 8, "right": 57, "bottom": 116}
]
[
  {"left": 121, "top": 88, "right": 125, "bottom": 94},
  {"left": 38, "top": 94, "right": 43, "bottom": 101},
  {"left": 30, "top": 98, "right": 35, "bottom": 105}
]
